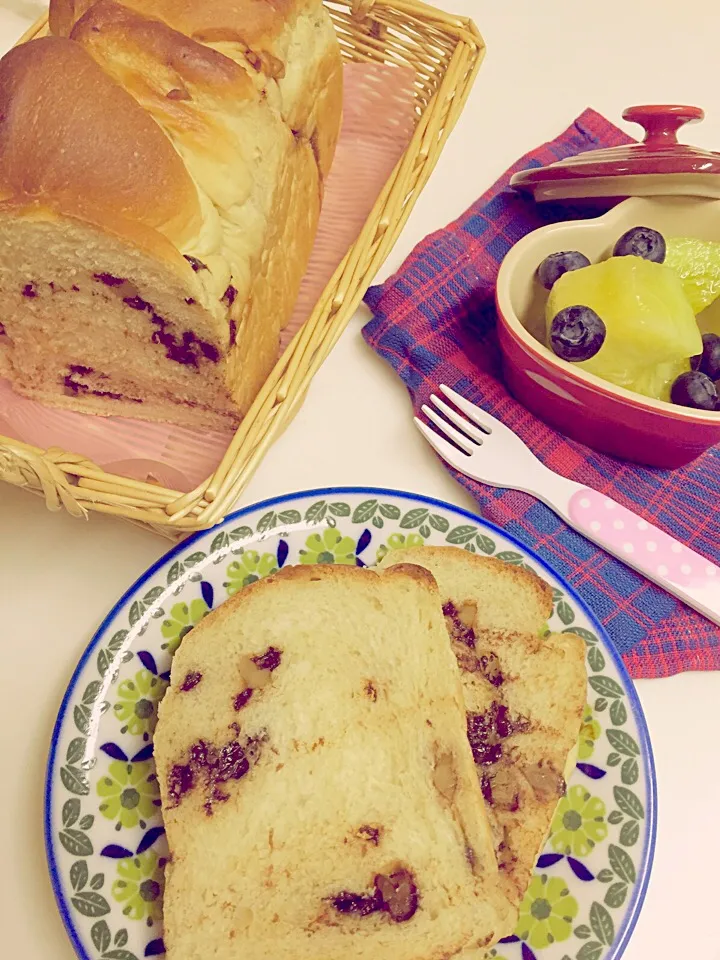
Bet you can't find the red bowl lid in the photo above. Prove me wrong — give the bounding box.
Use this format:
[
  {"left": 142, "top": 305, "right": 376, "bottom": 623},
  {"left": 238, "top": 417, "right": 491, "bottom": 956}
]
[{"left": 511, "top": 105, "right": 720, "bottom": 201}]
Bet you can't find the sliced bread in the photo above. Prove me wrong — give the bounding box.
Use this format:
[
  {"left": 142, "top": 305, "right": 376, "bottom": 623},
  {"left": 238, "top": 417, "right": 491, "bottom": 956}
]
[
  {"left": 154, "top": 563, "right": 515, "bottom": 960},
  {"left": 379, "top": 546, "right": 587, "bottom": 905}
]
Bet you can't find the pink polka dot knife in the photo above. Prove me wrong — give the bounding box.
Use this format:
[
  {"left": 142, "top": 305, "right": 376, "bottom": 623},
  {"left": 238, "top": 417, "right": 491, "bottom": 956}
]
[{"left": 416, "top": 384, "right": 720, "bottom": 626}]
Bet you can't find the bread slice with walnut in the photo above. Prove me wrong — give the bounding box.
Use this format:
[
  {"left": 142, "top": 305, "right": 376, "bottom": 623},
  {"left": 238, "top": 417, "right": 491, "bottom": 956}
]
[
  {"left": 378, "top": 546, "right": 587, "bottom": 906},
  {"left": 154, "top": 563, "right": 515, "bottom": 960}
]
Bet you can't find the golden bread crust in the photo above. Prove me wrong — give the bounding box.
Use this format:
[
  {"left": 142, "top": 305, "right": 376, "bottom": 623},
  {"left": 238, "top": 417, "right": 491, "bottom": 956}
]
[
  {"left": 0, "top": 36, "right": 201, "bottom": 247},
  {"left": 0, "top": 0, "right": 342, "bottom": 427},
  {"left": 70, "top": 1, "right": 256, "bottom": 96},
  {"left": 51, "top": 0, "right": 313, "bottom": 49}
]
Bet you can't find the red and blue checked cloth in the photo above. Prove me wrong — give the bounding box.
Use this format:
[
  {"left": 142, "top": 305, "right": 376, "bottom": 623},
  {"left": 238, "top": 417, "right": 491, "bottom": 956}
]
[{"left": 363, "top": 108, "right": 720, "bottom": 679}]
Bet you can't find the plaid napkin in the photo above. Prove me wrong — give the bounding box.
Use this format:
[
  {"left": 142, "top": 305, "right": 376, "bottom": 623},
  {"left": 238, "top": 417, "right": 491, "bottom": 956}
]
[{"left": 363, "top": 108, "right": 720, "bottom": 680}]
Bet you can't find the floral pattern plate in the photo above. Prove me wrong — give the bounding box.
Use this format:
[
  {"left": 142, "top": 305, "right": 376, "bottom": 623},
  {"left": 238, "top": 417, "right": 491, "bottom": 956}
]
[{"left": 45, "top": 487, "right": 656, "bottom": 960}]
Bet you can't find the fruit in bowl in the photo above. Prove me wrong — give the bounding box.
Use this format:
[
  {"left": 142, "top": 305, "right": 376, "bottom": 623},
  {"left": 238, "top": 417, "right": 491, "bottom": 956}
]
[
  {"left": 693, "top": 332, "right": 720, "bottom": 379},
  {"left": 537, "top": 227, "right": 720, "bottom": 410},
  {"left": 665, "top": 237, "right": 720, "bottom": 313},
  {"left": 670, "top": 369, "right": 718, "bottom": 410},
  {"left": 613, "top": 225, "right": 667, "bottom": 263},
  {"left": 494, "top": 195, "right": 720, "bottom": 469}
]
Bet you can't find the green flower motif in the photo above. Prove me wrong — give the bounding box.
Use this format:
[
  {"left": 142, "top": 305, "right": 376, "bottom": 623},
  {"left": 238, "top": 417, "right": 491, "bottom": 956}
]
[
  {"left": 160, "top": 599, "right": 209, "bottom": 655},
  {"left": 577, "top": 703, "right": 602, "bottom": 761},
  {"left": 375, "top": 532, "right": 425, "bottom": 563},
  {"left": 299, "top": 527, "right": 356, "bottom": 565},
  {"left": 113, "top": 670, "right": 167, "bottom": 742},
  {"left": 550, "top": 784, "right": 608, "bottom": 858},
  {"left": 483, "top": 950, "right": 508, "bottom": 960},
  {"left": 224, "top": 549, "right": 278, "bottom": 596},
  {"left": 538, "top": 621, "right": 551, "bottom": 638},
  {"left": 97, "top": 761, "right": 160, "bottom": 831},
  {"left": 112, "top": 851, "right": 164, "bottom": 926},
  {"left": 515, "top": 873, "right": 579, "bottom": 949}
]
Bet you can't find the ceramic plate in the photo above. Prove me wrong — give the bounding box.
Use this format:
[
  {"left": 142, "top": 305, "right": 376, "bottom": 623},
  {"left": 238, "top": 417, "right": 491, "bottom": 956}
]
[{"left": 45, "top": 487, "right": 656, "bottom": 960}]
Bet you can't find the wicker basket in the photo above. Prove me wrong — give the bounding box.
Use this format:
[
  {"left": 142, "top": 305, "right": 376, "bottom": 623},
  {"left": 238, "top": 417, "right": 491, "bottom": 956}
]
[{"left": 0, "top": 0, "right": 484, "bottom": 538}]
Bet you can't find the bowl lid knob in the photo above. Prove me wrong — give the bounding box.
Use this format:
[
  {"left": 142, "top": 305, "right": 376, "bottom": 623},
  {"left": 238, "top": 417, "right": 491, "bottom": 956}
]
[{"left": 622, "top": 104, "right": 704, "bottom": 148}]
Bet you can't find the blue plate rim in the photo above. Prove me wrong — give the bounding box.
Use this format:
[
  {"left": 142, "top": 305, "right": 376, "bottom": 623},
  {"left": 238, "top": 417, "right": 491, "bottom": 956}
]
[{"left": 44, "top": 485, "right": 657, "bottom": 960}]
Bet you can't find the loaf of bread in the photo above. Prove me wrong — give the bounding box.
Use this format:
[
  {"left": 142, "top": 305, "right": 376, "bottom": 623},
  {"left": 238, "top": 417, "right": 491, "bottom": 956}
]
[
  {"left": 154, "top": 563, "right": 516, "bottom": 960},
  {"left": 379, "top": 546, "right": 587, "bottom": 906},
  {"left": 0, "top": 0, "right": 342, "bottom": 428}
]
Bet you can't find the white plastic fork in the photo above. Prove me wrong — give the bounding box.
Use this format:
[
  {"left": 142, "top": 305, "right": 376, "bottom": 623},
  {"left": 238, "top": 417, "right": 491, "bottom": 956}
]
[{"left": 415, "top": 384, "right": 720, "bottom": 626}]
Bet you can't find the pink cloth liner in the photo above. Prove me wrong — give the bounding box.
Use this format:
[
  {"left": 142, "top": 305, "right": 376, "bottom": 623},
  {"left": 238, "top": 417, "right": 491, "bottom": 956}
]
[{"left": 0, "top": 63, "right": 416, "bottom": 491}]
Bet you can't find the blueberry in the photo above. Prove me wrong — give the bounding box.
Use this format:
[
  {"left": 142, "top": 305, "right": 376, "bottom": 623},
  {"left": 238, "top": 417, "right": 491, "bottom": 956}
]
[
  {"left": 691, "top": 333, "right": 720, "bottom": 381},
  {"left": 670, "top": 370, "right": 718, "bottom": 410},
  {"left": 613, "top": 226, "right": 666, "bottom": 263},
  {"left": 549, "top": 305, "right": 606, "bottom": 362},
  {"left": 536, "top": 251, "right": 591, "bottom": 290}
]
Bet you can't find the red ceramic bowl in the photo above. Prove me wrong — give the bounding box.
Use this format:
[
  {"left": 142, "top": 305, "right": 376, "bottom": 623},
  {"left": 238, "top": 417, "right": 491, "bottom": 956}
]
[{"left": 495, "top": 195, "right": 720, "bottom": 468}]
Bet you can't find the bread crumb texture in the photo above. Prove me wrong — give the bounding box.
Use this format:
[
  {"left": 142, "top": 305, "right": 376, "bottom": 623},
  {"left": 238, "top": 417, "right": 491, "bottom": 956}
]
[{"left": 154, "top": 563, "right": 516, "bottom": 959}]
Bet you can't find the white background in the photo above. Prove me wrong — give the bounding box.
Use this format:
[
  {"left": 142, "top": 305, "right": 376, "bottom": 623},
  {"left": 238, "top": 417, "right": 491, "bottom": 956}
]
[{"left": 1, "top": 0, "right": 719, "bottom": 956}]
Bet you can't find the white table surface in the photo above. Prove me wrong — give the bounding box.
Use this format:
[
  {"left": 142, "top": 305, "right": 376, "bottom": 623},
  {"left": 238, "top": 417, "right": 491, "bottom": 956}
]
[{"left": 1, "top": 0, "right": 719, "bottom": 956}]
